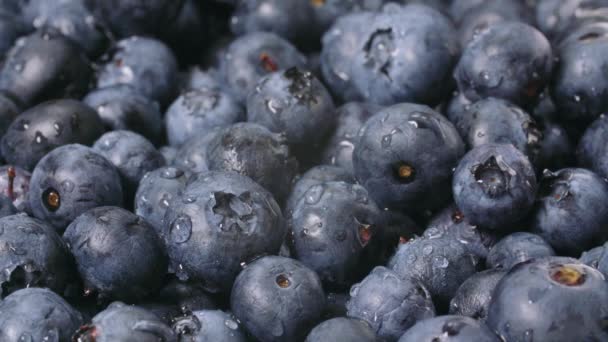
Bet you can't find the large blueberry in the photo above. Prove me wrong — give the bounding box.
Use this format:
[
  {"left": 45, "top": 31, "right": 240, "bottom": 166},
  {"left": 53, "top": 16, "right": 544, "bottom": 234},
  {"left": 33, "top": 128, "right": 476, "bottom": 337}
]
[{"left": 449, "top": 269, "right": 507, "bottom": 321}]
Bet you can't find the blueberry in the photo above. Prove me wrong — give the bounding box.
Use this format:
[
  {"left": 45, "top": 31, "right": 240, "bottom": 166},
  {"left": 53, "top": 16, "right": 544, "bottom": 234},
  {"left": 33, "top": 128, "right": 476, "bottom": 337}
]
[
  {"left": 322, "top": 102, "right": 383, "bottom": 174},
  {"left": 0, "top": 287, "right": 83, "bottom": 342},
  {"left": 93, "top": 130, "right": 165, "bottom": 205},
  {"left": 446, "top": 91, "right": 475, "bottom": 135},
  {"left": 580, "top": 241, "right": 608, "bottom": 277},
  {"left": 320, "top": 4, "right": 458, "bottom": 106},
  {"left": 578, "top": 114, "right": 608, "bottom": 179},
  {"left": 0, "top": 213, "right": 74, "bottom": 297},
  {"left": 0, "top": 27, "right": 92, "bottom": 107},
  {"left": 0, "top": 165, "right": 30, "bottom": 212},
  {"left": 535, "top": 0, "right": 608, "bottom": 38},
  {"left": 305, "top": 317, "right": 379, "bottom": 342},
  {"left": 96, "top": 36, "right": 178, "bottom": 106},
  {"left": 486, "top": 232, "right": 555, "bottom": 270},
  {"left": 173, "top": 310, "right": 247, "bottom": 342},
  {"left": 160, "top": 0, "right": 206, "bottom": 66},
  {"left": 29, "top": 144, "right": 123, "bottom": 230},
  {"left": 220, "top": 32, "right": 307, "bottom": 102},
  {"left": 83, "top": 85, "right": 163, "bottom": 143},
  {"left": 134, "top": 166, "right": 188, "bottom": 233},
  {"left": 288, "top": 181, "right": 382, "bottom": 289},
  {"left": 454, "top": 21, "right": 552, "bottom": 107},
  {"left": 172, "top": 130, "right": 220, "bottom": 176},
  {"left": 0, "top": 11, "right": 26, "bottom": 58},
  {"left": 0, "top": 196, "right": 17, "bottom": 218},
  {"left": 347, "top": 266, "right": 435, "bottom": 340},
  {"left": 452, "top": 144, "right": 537, "bottom": 231},
  {"left": 159, "top": 146, "right": 178, "bottom": 166},
  {"left": 309, "top": 0, "right": 385, "bottom": 38},
  {"left": 531, "top": 168, "right": 608, "bottom": 255},
  {"left": 487, "top": 257, "right": 608, "bottom": 341},
  {"left": 247, "top": 67, "right": 335, "bottom": 149},
  {"left": 449, "top": 269, "right": 507, "bottom": 321},
  {"left": 165, "top": 87, "right": 244, "bottom": 147},
  {"left": 230, "top": 255, "right": 325, "bottom": 342},
  {"left": 73, "top": 301, "right": 176, "bottom": 342},
  {"left": 398, "top": 315, "right": 501, "bottom": 342},
  {"left": 536, "top": 121, "right": 574, "bottom": 171},
  {"left": 0, "top": 92, "right": 19, "bottom": 139},
  {"left": 388, "top": 236, "right": 479, "bottom": 309},
  {"left": 63, "top": 206, "right": 168, "bottom": 302},
  {"left": 162, "top": 171, "right": 284, "bottom": 293},
  {"left": 353, "top": 103, "right": 465, "bottom": 212}
]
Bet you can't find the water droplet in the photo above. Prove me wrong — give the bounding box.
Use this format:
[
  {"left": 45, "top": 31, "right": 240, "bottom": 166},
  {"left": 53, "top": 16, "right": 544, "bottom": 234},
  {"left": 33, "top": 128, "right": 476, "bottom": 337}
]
[
  {"left": 161, "top": 167, "right": 184, "bottom": 179},
  {"left": 53, "top": 122, "right": 63, "bottom": 137},
  {"left": 225, "top": 319, "right": 238, "bottom": 330},
  {"left": 61, "top": 180, "right": 74, "bottom": 193},
  {"left": 407, "top": 254, "right": 417, "bottom": 264},
  {"left": 305, "top": 184, "right": 325, "bottom": 205},
  {"left": 350, "top": 284, "right": 360, "bottom": 297},
  {"left": 170, "top": 215, "right": 193, "bottom": 244},
  {"left": 422, "top": 245, "right": 433, "bottom": 256},
  {"left": 13, "top": 63, "right": 23, "bottom": 72},
  {"left": 573, "top": 95, "right": 581, "bottom": 102},
  {"left": 266, "top": 99, "right": 284, "bottom": 114},
  {"left": 271, "top": 321, "right": 284, "bottom": 337},
  {"left": 425, "top": 227, "right": 443, "bottom": 239},
  {"left": 381, "top": 134, "right": 392, "bottom": 148},
  {"left": 34, "top": 131, "right": 46, "bottom": 144},
  {"left": 159, "top": 194, "right": 170, "bottom": 208},
  {"left": 433, "top": 256, "right": 449, "bottom": 268}
]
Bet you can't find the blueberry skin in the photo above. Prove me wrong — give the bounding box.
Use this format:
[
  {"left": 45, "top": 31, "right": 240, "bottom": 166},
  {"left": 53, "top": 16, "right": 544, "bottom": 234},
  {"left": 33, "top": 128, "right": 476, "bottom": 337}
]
[
  {"left": 83, "top": 0, "right": 184, "bottom": 37},
  {"left": 320, "top": 4, "right": 458, "bottom": 106},
  {"left": 134, "top": 166, "right": 188, "bottom": 233},
  {"left": 173, "top": 130, "right": 220, "bottom": 176},
  {"left": 0, "top": 165, "right": 30, "bottom": 212},
  {"left": 322, "top": 102, "right": 383, "bottom": 174},
  {"left": 173, "top": 310, "right": 247, "bottom": 342},
  {"left": 73, "top": 302, "right": 176, "bottom": 342},
  {"left": 179, "top": 66, "right": 223, "bottom": 93},
  {"left": 0, "top": 287, "right": 83, "bottom": 342},
  {"left": 353, "top": 103, "right": 465, "bottom": 212},
  {"left": 0, "top": 27, "right": 92, "bottom": 107},
  {"left": 247, "top": 67, "right": 335, "bottom": 148},
  {"left": 0, "top": 196, "right": 17, "bottom": 218},
  {"left": 487, "top": 257, "right": 608, "bottom": 342},
  {"left": 93, "top": 130, "right": 165, "bottom": 204},
  {"left": 305, "top": 317, "right": 379, "bottom": 342},
  {"left": 398, "top": 315, "right": 501, "bottom": 342},
  {"left": 96, "top": 36, "right": 179, "bottom": 106},
  {"left": 452, "top": 144, "right": 537, "bottom": 231},
  {"left": 230, "top": 255, "right": 325, "bottom": 342},
  {"left": 425, "top": 204, "right": 499, "bottom": 260},
  {"left": 454, "top": 22, "right": 552, "bottom": 107},
  {"left": 0, "top": 11, "right": 26, "bottom": 58},
  {"left": 310, "top": 0, "right": 384, "bottom": 36},
  {"left": 159, "top": 146, "right": 178, "bottom": 166},
  {"left": 289, "top": 181, "right": 382, "bottom": 289},
  {"left": 531, "top": 168, "right": 608, "bottom": 255},
  {"left": 535, "top": 0, "right": 608, "bottom": 38},
  {"left": 578, "top": 114, "right": 608, "bottom": 179},
  {"left": 536, "top": 122, "right": 574, "bottom": 172},
  {"left": 463, "top": 98, "right": 543, "bottom": 161},
  {"left": 162, "top": 171, "right": 284, "bottom": 293},
  {"left": 83, "top": 85, "right": 163, "bottom": 143},
  {"left": 220, "top": 32, "right": 307, "bottom": 102},
  {"left": 347, "top": 266, "right": 435, "bottom": 340},
  {"left": 1, "top": 99, "right": 105, "bottom": 171},
  {"left": 29, "top": 144, "right": 124, "bottom": 230},
  {"left": 140, "top": 279, "right": 217, "bottom": 323},
  {"left": 0, "top": 93, "right": 19, "bottom": 140},
  {"left": 0, "top": 213, "right": 73, "bottom": 298},
  {"left": 166, "top": 88, "right": 244, "bottom": 147},
  {"left": 445, "top": 91, "right": 474, "bottom": 135},
  {"left": 449, "top": 269, "right": 507, "bottom": 321},
  {"left": 487, "top": 232, "right": 555, "bottom": 270},
  {"left": 285, "top": 165, "right": 355, "bottom": 214},
  {"left": 323, "top": 292, "right": 350, "bottom": 320},
  {"left": 388, "top": 236, "right": 479, "bottom": 309},
  {"left": 581, "top": 241, "right": 608, "bottom": 277}
]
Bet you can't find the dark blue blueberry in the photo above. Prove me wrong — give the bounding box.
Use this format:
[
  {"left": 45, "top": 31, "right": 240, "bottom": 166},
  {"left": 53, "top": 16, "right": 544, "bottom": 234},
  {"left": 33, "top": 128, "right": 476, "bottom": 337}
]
[
  {"left": 320, "top": 4, "right": 458, "bottom": 106},
  {"left": 353, "top": 103, "right": 465, "bottom": 212},
  {"left": 347, "top": 266, "right": 435, "bottom": 340},
  {"left": 536, "top": 121, "right": 574, "bottom": 171},
  {"left": 162, "top": 171, "right": 284, "bottom": 293},
  {"left": 531, "top": 168, "right": 608, "bottom": 255},
  {"left": 0, "top": 165, "right": 30, "bottom": 212},
  {"left": 247, "top": 67, "right": 335, "bottom": 149},
  {"left": 207, "top": 123, "right": 298, "bottom": 204},
  {"left": 322, "top": 102, "right": 382, "bottom": 174},
  {"left": 73, "top": 301, "right": 176, "bottom": 342},
  {"left": 135, "top": 166, "right": 188, "bottom": 233},
  {"left": 0, "top": 27, "right": 92, "bottom": 107},
  {"left": 160, "top": 0, "right": 206, "bottom": 66},
  {"left": 220, "top": 32, "right": 307, "bottom": 102},
  {"left": 0, "top": 11, "right": 26, "bottom": 58},
  {"left": 535, "top": 0, "right": 608, "bottom": 38},
  {"left": 487, "top": 257, "right": 608, "bottom": 341},
  {"left": 28, "top": 144, "right": 123, "bottom": 230},
  {"left": 230, "top": 255, "right": 325, "bottom": 342},
  {"left": 140, "top": 279, "right": 217, "bottom": 323},
  {"left": 0, "top": 213, "right": 74, "bottom": 297},
  {"left": 288, "top": 181, "right": 382, "bottom": 289},
  {"left": 63, "top": 206, "right": 167, "bottom": 302},
  {"left": 398, "top": 315, "right": 501, "bottom": 342},
  {"left": 445, "top": 91, "right": 474, "bottom": 135},
  {"left": 486, "top": 232, "right": 555, "bottom": 270},
  {"left": 0, "top": 287, "right": 83, "bottom": 342},
  {"left": 388, "top": 236, "right": 479, "bottom": 309},
  {"left": 424, "top": 204, "right": 499, "bottom": 260},
  {"left": 309, "top": 0, "right": 385, "bottom": 38},
  {"left": 1, "top": 99, "right": 105, "bottom": 171},
  {"left": 83, "top": 85, "right": 163, "bottom": 144},
  {"left": 580, "top": 241, "right": 608, "bottom": 277},
  {"left": 452, "top": 144, "right": 537, "bottom": 231},
  {"left": 449, "top": 269, "right": 507, "bottom": 320},
  {"left": 96, "top": 36, "right": 178, "bottom": 106},
  {"left": 93, "top": 130, "right": 165, "bottom": 205},
  {"left": 578, "top": 114, "right": 608, "bottom": 179},
  {"left": 166, "top": 88, "right": 244, "bottom": 147},
  {"left": 454, "top": 22, "right": 552, "bottom": 107},
  {"left": 173, "top": 310, "right": 246, "bottom": 342},
  {"left": 172, "top": 130, "right": 221, "bottom": 175},
  {"left": 305, "top": 317, "right": 378, "bottom": 342}
]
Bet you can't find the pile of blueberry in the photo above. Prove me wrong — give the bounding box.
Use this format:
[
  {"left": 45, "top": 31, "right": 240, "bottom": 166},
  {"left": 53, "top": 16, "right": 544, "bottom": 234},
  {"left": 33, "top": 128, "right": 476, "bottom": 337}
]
[{"left": 1, "top": 0, "right": 608, "bottom": 341}]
